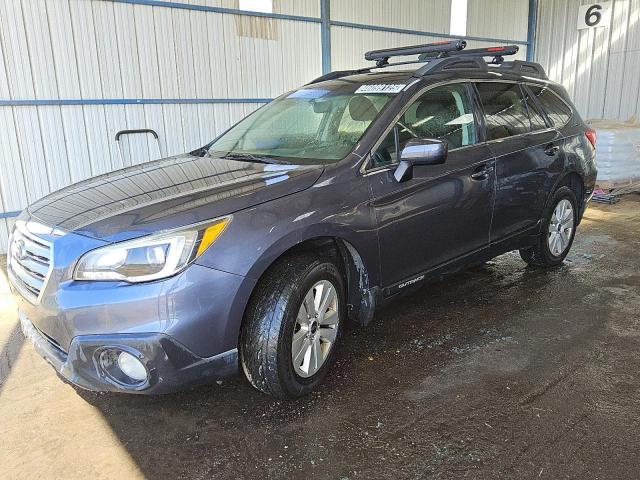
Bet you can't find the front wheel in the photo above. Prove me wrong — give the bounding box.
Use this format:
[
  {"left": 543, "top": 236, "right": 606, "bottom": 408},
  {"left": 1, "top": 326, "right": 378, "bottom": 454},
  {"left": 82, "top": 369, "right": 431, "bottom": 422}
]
[
  {"left": 239, "top": 253, "right": 344, "bottom": 399},
  {"left": 519, "top": 186, "right": 578, "bottom": 267}
]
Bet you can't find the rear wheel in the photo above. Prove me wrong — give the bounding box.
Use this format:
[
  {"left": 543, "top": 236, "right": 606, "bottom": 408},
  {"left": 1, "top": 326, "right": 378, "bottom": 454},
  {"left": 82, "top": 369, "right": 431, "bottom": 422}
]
[
  {"left": 519, "top": 186, "right": 578, "bottom": 267},
  {"left": 239, "top": 253, "right": 344, "bottom": 399}
]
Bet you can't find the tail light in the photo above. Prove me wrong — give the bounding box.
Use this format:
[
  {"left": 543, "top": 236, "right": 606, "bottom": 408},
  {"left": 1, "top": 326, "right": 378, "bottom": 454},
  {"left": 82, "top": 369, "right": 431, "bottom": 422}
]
[{"left": 585, "top": 128, "right": 596, "bottom": 149}]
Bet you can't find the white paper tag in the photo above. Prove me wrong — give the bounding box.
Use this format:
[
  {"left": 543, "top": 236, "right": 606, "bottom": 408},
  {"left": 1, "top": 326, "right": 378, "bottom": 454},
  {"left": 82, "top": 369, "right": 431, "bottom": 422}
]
[{"left": 355, "top": 84, "right": 406, "bottom": 94}]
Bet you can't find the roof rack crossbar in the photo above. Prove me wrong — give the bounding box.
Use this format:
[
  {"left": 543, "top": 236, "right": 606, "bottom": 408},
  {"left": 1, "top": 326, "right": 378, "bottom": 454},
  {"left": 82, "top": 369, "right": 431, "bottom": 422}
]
[
  {"left": 418, "top": 45, "right": 520, "bottom": 62},
  {"left": 365, "top": 40, "right": 466, "bottom": 67},
  {"left": 307, "top": 57, "right": 458, "bottom": 85}
]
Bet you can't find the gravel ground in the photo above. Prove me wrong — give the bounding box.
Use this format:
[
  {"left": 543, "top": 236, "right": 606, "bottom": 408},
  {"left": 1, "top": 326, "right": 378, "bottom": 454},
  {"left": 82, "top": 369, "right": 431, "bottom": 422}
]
[{"left": 1, "top": 197, "right": 639, "bottom": 479}]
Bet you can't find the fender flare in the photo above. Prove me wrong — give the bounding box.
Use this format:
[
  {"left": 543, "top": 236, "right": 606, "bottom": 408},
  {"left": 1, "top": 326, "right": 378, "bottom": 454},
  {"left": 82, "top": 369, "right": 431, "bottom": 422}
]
[
  {"left": 240, "top": 224, "right": 379, "bottom": 326},
  {"left": 546, "top": 170, "right": 585, "bottom": 222}
]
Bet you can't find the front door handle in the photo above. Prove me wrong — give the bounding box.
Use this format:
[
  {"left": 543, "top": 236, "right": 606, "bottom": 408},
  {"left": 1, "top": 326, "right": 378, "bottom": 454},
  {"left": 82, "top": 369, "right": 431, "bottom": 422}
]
[
  {"left": 544, "top": 144, "right": 560, "bottom": 156},
  {"left": 470, "top": 164, "right": 492, "bottom": 181}
]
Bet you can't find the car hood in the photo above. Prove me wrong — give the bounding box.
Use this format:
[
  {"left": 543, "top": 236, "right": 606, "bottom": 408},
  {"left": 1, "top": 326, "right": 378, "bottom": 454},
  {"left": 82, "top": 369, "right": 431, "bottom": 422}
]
[{"left": 27, "top": 154, "right": 324, "bottom": 242}]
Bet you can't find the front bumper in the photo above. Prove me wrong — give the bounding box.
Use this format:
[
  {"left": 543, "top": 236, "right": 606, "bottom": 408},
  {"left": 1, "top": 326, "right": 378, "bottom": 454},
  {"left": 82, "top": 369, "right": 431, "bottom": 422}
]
[{"left": 19, "top": 311, "right": 238, "bottom": 394}]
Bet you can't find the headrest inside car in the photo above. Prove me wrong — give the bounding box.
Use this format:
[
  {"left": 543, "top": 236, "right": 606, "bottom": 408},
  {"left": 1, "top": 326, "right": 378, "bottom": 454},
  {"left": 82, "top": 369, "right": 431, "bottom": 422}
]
[
  {"left": 415, "top": 94, "right": 452, "bottom": 118},
  {"left": 348, "top": 96, "right": 379, "bottom": 122}
]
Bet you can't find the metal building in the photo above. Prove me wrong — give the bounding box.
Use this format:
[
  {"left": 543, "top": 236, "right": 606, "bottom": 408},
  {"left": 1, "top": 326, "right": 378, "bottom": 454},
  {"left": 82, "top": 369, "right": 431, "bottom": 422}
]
[
  {"left": 0, "top": 0, "right": 548, "bottom": 253},
  {"left": 536, "top": 0, "right": 640, "bottom": 121}
]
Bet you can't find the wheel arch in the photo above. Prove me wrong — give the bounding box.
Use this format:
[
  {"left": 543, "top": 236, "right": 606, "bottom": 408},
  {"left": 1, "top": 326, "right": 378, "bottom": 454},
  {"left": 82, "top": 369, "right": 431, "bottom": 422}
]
[
  {"left": 243, "top": 233, "right": 378, "bottom": 329},
  {"left": 554, "top": 171, "right": 585, "bottom": 222}
]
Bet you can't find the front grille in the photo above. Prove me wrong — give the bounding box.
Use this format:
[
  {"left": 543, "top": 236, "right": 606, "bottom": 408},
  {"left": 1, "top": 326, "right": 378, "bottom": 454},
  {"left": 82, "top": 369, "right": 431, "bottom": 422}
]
[{"left": 7, "top": 224, "right": 53, "bottom": 303}]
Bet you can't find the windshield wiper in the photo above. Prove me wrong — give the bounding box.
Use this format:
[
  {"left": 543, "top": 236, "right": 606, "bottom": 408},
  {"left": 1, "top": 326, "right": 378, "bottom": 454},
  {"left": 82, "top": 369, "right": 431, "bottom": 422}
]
[{"left": 222, "top": 152, "right": 286, "bottom": 165}]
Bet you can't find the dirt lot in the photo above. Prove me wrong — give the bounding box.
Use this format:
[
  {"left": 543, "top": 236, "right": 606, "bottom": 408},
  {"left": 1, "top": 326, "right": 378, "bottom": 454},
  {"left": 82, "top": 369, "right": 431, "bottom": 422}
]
[{"left": 1, "top": 198, "right": 639, "bottom": 480}]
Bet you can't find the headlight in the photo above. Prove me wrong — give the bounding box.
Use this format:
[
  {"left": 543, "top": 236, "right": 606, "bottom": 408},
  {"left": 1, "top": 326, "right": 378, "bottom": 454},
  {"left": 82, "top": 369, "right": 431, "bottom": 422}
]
[{"left": 74, "top": 217, "right": 230, "bottom": 282}]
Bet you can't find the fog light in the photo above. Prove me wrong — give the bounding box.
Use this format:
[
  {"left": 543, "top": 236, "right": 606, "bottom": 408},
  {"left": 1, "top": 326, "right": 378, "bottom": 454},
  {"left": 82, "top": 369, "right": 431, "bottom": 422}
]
[{"left": 117, "top": 351, "right": 147, "bottom": 382}]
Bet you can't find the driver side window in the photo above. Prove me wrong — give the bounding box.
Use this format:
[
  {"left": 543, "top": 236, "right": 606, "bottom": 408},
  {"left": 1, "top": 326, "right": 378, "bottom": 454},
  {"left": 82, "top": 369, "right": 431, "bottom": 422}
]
[{"left": 371, "top": 83, "right": 478, "bottom": 168}]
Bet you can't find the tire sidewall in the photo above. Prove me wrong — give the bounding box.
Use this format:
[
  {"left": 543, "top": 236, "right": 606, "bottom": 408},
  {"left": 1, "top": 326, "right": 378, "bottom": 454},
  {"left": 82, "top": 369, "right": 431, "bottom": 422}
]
[
  {"left": 277, "top": 261, "right": 345, "bottom": 396},
  {"left": 540, "top": 187, "right": 578, "bottom": 265}
]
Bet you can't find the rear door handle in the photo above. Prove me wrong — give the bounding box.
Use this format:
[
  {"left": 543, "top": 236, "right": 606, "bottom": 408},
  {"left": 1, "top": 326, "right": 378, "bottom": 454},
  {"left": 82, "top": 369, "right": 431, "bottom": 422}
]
[
  {"left": 544, "top": 144, "right": 560, "bottom": 156},
  {"left": 470, "top": 164, "right": 492, "bottom": 181}
]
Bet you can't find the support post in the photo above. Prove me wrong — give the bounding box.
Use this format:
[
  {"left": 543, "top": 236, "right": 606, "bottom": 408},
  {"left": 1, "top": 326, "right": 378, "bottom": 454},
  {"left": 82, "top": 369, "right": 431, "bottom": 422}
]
[
  {"left": 321, "top": 0, "right": 331, "bottom": 74},
  {"left": 527, "top": 0, "right": 538, "bottom": 61}
]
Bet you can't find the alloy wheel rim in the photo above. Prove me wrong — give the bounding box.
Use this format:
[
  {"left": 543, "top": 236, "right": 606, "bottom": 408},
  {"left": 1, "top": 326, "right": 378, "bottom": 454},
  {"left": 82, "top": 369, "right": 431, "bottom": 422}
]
[
  {"left": 548, "top": 199, "right": 574, "bottom": 257},
  {"left": 291, "top": 280, "right": 339, "bottom": 378}
]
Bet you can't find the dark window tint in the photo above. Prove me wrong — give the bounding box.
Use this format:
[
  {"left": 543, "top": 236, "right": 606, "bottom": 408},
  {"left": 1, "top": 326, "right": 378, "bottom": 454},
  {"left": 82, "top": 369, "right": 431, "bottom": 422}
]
[
  {"left": 523, "top": 87, "right": 548, "bottom": 130},
  {"left": 371, "top": 84, "right": 478, "bottom": 167},
  {"left": 528, "top": 86, "right": 572, "bottom": 127},
  {"left": 476, "top": 82, "right": 530, "bottom": 140}
]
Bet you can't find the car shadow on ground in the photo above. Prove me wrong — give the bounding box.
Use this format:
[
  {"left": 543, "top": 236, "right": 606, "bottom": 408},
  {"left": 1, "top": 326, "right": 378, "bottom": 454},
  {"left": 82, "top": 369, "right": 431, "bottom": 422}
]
[
  {"left": 0, "top": 257, "right": 25, "bottom": 394},
  {"left": 0, "top": 322, "right": 24, "bottom": 391}
]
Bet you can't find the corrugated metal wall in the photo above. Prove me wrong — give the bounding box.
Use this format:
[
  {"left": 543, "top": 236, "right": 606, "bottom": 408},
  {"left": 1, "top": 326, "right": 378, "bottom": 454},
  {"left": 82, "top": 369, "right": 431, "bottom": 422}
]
[
  {"left": 331, "top": 0, "right": 529, "bottom": 70},
  {"left": 332, "top": 0, "right": 453, "bottom": 31},
  {"left": 0, "top": 0, "right": 531, "bottom": 252},
  {"left": 0, "top": 0, "right": 322, "bottom": 252},
  {"left": 536, "top": 0, "right": 640, "bottom": 122},
  {"left": 467, "top": 0, "right": 530, "bottom": 41}
]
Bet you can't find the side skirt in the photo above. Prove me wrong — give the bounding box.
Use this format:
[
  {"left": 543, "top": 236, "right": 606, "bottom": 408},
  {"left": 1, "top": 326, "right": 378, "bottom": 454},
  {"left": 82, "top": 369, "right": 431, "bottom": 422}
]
[{"left": 381, "top": 224, "right": 540, "bottom": 300}]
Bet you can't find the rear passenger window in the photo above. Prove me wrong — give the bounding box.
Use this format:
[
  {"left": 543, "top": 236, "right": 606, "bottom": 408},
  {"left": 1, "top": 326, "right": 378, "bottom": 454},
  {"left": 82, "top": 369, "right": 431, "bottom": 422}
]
[
  {"left": 528, "top": 86, "right": 572, "bottom": 127},
  {"left": 476, "top": 83, "right": 531, "bottom": 140},
  {"left": 523, "top": 87, "right": 548, "bottom": 130}
]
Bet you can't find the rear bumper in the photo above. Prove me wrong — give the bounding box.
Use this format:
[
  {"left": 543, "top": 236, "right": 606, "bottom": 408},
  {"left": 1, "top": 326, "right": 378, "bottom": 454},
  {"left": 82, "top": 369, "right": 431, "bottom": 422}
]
[{"left": 20, "top": 311, "right": 238, "bottom": 394}]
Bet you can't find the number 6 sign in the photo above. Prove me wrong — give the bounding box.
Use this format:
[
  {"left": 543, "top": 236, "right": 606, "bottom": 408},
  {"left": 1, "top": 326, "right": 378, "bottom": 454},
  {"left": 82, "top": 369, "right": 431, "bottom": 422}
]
[{"left": 577, "top": 2, "right": 612, "bottom": 29}]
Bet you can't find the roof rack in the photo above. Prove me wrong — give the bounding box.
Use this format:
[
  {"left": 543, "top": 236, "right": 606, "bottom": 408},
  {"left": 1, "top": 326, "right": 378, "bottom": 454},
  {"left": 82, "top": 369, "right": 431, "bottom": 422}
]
[
  {"left": 365, "top": 40, "right": 466, "bottom": 67},
  {"left": 307, "top": 40, "right": 548, "bottom": 85},
  {"left": 307, "top": 39, "right": 468, "bottom": 84},
  {"left": 418, "top": 45, "right": 520, "bottom": 64},
  {"left": 308, "top": 68, "right": 372, "bottom": 84},
  {"left": 495, "top": 60, "right": 548, "bottom": 79}
]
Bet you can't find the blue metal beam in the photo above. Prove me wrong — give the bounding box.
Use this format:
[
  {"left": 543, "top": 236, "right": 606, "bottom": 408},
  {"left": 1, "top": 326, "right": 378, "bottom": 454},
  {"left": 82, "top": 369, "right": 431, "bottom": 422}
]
[
  {"left": 331, "top": 20, "right": 528, "bottom": 45},
  {"left": 110, "top": 0, "right": 321, "bottom": 23},
  {"left": 0, "top": 98, "right": 273, "bottom": 107},
  {"left": 0, "top": 211, "right": 20, "bottom": 219},
  {"left": 329, "top": 20, "right": 530, "bottom": 46},
  {"left": 526, "top": 0, "right": 539, "bottom": 61},
  {"left": 320, "top": 0, "right": 331, "bottom": 74}
]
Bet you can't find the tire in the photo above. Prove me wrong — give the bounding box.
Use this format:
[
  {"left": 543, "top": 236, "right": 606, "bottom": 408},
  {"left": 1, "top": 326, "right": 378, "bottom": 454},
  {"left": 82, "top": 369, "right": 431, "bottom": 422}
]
[
  {"left": 519, "top": 186, "right": 578, "bottom": 267},
  {"left": 239, "top": 253, "right": 345, "bottom": 399}
]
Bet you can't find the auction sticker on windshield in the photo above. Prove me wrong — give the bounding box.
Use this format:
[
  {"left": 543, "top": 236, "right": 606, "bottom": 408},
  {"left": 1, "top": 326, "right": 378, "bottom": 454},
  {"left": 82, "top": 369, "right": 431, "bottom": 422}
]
[{"left": 355, "top": 84, "right": 406, "bottom": 94}]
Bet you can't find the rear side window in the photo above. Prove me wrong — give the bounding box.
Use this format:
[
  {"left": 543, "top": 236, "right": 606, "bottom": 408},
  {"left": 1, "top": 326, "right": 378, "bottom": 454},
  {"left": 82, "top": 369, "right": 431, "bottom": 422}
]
[
  {"left": 476, "top": 82, "right": 530, "bottom": 140},
  {"left": 523, "top": 87, "right": 548, "bottom": 131},
  {"left": 528, "top": 86, "right": 573, "bottom": 127}
]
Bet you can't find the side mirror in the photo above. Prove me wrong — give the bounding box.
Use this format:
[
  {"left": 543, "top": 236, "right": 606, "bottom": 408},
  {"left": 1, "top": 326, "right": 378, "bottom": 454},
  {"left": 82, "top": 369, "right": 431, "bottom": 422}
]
[{"left": 394, "top": 139, "right": 448, "bottom": 182}]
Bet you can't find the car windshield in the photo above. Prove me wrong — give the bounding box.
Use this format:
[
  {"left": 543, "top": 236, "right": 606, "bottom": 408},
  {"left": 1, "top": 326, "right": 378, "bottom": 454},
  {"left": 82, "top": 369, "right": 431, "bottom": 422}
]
[{"left": 206, "top": 83, "right": 401, "bottom": 164}]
